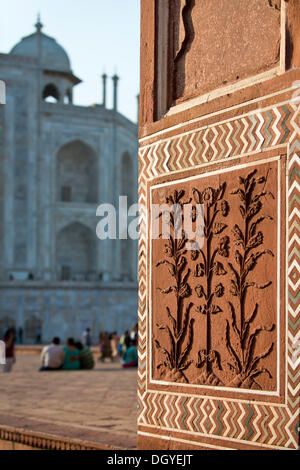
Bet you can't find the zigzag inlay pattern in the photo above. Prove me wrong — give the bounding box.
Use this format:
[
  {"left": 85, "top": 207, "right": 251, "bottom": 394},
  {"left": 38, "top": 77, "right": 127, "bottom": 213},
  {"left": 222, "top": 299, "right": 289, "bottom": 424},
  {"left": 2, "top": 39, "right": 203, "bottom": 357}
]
[{"left": 140, "top": 105, "right": 295, "bottom": 178}]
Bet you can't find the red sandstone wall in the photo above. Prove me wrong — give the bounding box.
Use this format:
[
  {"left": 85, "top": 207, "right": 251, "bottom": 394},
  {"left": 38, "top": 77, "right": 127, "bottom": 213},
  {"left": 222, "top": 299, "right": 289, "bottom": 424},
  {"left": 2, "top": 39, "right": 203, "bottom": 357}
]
[{"left": 138, "top": 0, "right": 300, "bottom": 450}]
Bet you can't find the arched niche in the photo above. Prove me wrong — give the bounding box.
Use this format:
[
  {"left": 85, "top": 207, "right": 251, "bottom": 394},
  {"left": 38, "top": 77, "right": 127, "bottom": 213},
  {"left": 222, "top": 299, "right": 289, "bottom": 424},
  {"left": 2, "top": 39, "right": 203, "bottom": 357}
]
[
  {"left": 121, "top": 152, "right": 135, "bottom": 207},
  {"left": 120, "top": 152, "right": 136, "bottom": 281},
  {"left": 43, "top": 83, "right": 60, "bottom": 103},
  {"left": 56, "top": 140, "right": 98, "bottom": 203},
  {"left": 56, "top": 222, "right": 97, "bottom": 281},
  {"left": 24, "top": 316, "right": 42, "bottom": 343},
  {"left": 0, "top": 316, "right": 16, "bottom": 339}
]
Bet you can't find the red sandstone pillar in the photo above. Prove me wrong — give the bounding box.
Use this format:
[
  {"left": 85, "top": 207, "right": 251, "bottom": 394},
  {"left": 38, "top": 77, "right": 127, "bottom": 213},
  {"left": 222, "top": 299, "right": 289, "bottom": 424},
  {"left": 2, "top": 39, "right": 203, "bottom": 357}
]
[{"left": 138, "top": 0, "right": 300, "bottom": 450}]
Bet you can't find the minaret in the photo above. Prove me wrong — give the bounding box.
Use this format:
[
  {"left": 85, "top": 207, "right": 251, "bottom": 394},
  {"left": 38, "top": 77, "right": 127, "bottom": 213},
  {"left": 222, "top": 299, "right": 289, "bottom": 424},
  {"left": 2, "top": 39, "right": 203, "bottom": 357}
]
[
  {"left": 112, "top": 74, "right": 119, "bottom": 111},
  {"left": 102, "top": 73, "right": 107, "bottom": 108},
  {"left": 35, "top": 13, "right": 44, "bottom": 280}
]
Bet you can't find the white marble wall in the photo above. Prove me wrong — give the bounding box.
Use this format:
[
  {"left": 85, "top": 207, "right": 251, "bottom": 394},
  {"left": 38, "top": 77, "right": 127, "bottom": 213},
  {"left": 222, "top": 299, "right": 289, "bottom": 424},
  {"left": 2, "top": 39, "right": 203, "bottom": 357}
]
[
  {"left": 0, "top": 52, "right": 138, "bottom": 337},
  {"left": 0, "top": 282, "right": 138, "bottom": 343}
]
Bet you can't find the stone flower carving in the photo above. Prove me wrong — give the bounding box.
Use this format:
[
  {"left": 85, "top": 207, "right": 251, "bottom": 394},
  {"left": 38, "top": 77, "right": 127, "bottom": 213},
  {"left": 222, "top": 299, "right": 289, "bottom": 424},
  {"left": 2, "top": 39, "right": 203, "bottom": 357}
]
[
  {"left": 191, "top": 182, "right": 229, "bottom": 386},
  {"left": 225, "top": 169, "right": 275, "bottom": 390},
  {"left": 154, "top": 190, "right": 194, "bottom": 383}
]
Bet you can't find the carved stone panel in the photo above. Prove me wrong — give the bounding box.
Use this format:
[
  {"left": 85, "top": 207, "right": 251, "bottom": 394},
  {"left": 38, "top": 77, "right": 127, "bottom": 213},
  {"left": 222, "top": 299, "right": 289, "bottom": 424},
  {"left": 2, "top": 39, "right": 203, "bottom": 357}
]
[{"left": 150, "top": 158, "right": 284, "bottom": 393}]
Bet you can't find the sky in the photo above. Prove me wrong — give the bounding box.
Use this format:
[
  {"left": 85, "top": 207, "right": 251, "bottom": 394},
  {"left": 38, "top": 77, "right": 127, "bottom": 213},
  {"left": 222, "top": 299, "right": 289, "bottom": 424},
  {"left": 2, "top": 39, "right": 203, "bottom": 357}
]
[{"left": 0, "top": 0, "right": 140, "bottom": 122}]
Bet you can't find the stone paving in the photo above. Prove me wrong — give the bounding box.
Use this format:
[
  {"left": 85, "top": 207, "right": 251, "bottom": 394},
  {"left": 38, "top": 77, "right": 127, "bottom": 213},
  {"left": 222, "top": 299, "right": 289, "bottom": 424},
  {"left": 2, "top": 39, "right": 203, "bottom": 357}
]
[{"left": 0, "top": 352, "right": 137, "bottom": 449}]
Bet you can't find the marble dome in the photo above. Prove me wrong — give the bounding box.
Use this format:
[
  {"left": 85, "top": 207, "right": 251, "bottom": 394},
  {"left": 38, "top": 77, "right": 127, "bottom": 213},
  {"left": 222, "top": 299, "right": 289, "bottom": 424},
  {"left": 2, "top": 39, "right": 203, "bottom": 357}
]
[{"left": 10, "top": 19, "right": 71, "bottom": 72}]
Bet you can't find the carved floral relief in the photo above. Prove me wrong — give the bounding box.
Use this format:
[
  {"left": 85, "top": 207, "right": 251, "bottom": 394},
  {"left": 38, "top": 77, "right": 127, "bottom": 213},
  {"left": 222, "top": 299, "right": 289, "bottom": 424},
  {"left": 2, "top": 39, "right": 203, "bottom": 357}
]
[{"left": 151, "top": 162, "right": 278, "bottom": 391}]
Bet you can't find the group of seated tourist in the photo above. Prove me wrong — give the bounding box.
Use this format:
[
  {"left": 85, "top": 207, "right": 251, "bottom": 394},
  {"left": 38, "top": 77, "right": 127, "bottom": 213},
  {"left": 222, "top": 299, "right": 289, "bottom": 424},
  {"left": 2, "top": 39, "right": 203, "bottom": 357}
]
[
  {"left": 1, "top": 324, "right": 139, "bottom": 373},
  {"left": 40, "top": 337, "right": 95, "bottom": 371},
  {"left": 39, "top": 331, "right": 138, "bottom": 371}
]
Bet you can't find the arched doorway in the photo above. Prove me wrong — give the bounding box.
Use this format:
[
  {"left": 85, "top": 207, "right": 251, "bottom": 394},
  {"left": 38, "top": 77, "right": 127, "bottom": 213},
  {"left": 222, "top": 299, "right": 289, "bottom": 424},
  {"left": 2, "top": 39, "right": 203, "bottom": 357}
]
[
  {"left": 56, "top": 222, "right": 97, "bottom": 281},
  {"left": 0, "top": 316, "right": 16, "bottom": 339},
  {"left": 24, "top": 316, "right": 42, "bottom": 344},
  {"left": 56, "top": 140, "right": 98, "bottom": 203},
  {"left": 121, "top": 151, "right": 135, "bottom": 206}
]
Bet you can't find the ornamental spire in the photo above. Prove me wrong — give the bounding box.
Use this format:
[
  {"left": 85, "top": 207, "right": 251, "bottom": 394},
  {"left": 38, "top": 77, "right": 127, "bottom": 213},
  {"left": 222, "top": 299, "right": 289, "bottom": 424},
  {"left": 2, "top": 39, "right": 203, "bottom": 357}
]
[{"left": 35, "top": 13, "right": 43, "bottom": 33}]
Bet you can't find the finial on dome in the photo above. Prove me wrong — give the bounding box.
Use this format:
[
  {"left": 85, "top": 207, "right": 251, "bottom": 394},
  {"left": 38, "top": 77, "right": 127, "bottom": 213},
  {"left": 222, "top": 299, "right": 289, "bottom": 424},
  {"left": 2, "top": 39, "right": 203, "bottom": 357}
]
[{"left": 35, "top": 13, "right": 43, "bottom": 33}]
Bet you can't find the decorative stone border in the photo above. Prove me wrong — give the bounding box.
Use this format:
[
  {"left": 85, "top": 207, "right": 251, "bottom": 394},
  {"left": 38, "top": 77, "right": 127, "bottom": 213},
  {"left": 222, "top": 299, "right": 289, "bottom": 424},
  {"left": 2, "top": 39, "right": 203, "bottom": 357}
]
[{"left": 0, "top": 425, "right": 121, "bottom": 451}]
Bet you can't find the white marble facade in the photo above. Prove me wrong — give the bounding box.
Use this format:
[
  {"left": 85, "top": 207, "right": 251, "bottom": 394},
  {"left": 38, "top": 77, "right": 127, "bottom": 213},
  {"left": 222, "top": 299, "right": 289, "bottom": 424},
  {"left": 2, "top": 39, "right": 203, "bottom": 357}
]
[{"left": 0, "top": 19, "right": 138, "bottom": 342}]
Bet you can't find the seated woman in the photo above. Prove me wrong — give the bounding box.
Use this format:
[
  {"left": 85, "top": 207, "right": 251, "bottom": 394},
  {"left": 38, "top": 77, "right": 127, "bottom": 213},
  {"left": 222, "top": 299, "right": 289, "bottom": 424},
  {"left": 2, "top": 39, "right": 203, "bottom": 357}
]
[
  {"left": 75, "top": 341, "right": 95, "bottom": 370},
  {"left": 121, "top": 339, "right": 138, "bottom": 368},
  {"left": 62, "top": 338, "right": 80, "bottom": 370}
]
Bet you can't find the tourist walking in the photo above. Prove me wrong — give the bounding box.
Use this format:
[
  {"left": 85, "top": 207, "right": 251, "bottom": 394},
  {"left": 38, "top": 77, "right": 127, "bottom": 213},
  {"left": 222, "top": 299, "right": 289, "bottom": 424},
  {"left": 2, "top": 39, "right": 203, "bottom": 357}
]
[
  {"left": 111, "top": 331, "right": 120, "bottom": 360},
  {"left": 130, "top": 323, "right": 138, "bottom": 342},
  {"left": 17, "top": 327, "right": 23, "bottom": 344},
  {"left": 118, "top": 330, "right": 130, "bottom": 358},
  {"left": 82, "top": 327, "right": 92, "bottom": 347},
  {"left": 36, "top": 327, "right": 42, "bottom": 344},
  {"left": 99, "top": 332, "right": 113, "bottom": 362}
]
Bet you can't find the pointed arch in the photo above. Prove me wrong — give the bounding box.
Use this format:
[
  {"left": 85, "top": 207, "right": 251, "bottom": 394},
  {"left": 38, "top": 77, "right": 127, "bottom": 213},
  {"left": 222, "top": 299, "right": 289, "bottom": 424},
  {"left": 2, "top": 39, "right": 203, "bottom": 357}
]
[
  {"left": 56, "top": 222, "right": 97, "bottom": 281},
  {"left": 120, "top": 151, "right": 136, "bottom": 281},
  {"left": 56, "top": 140, "right": 98, "bottom": 203},
  {"left": 24, "top": 315, "right": 42, "bottom": 343},
  {"left": 121, "top": 151, "right": 135, "bottom": 207},
  {"left": 0, "top": 316, "right": 16, "bottom": 339},
  {"left": 43, "top": 83, "right": 60, "bottom": 103}
]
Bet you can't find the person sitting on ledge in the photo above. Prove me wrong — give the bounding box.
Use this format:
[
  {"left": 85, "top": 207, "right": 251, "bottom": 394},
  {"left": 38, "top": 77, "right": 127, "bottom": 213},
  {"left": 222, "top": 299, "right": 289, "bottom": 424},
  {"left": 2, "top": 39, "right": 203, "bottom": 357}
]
[
  {"left": 62, "top": 338, "right": 80, "bottom": 370},
  {"left": 121, "top": 338, "right": 138, "bottom": 368},
  {"left": 39, "top": 337, "right": 65, "bottom": 371},
  {"left": 75, "top": 341, "right": 95, "bottom": 370}
]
